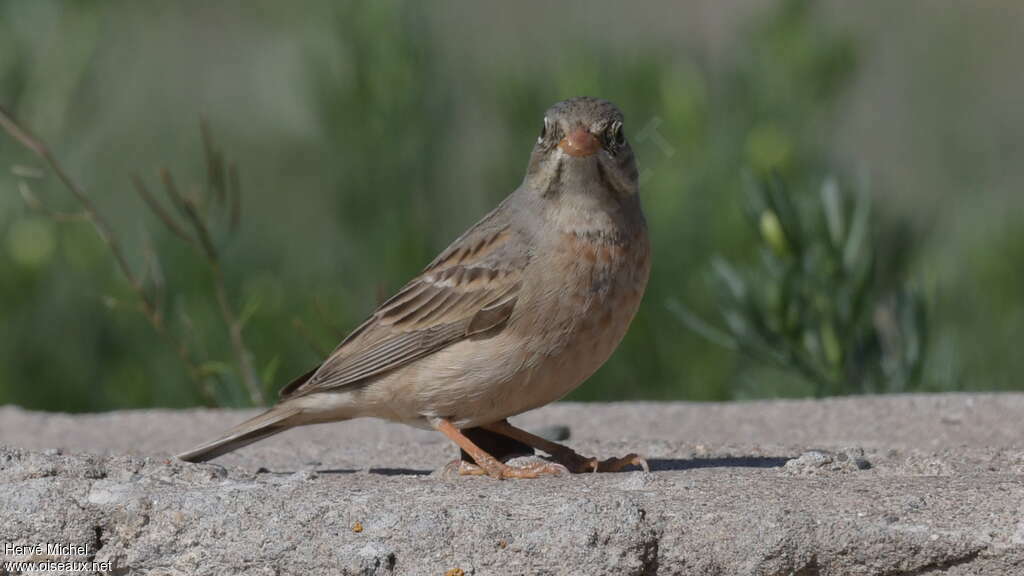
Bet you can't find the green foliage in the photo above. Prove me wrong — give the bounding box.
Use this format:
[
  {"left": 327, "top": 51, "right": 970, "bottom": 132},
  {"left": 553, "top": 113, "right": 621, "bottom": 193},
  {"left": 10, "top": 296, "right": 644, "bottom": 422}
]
[
  {"left": 671, "top": 175, "right": 927, "bottom": 396},
  {"left": 2, "top": 0, "right": 1010, "bottom": 411},
  {"left": 0, "top": 0, "right": 861, "bottom": 409}
]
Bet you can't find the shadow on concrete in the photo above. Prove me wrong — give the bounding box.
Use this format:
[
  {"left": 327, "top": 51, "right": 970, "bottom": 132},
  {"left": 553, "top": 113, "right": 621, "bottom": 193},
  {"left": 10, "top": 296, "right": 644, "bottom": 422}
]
[
  {"left": 313, "top": 467, "right": 433, "bottom": 476},
  {"left": 367, "top": 467, "right": 433, "bottom": 476},
  {"left": 293, "top": 456, "right": 791, "bottom": 476},
  {"left": 647, "top": 456, "right": 791, "bottom": 471}
]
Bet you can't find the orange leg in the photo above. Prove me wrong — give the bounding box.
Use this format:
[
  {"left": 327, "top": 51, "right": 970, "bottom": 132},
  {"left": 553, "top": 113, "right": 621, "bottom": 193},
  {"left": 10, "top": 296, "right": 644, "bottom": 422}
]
[
  {"left": 433, "top": 418, "right": 564, "bottom": 479},
  {"left": 483, "top": 420, "right": 648, "bottom": 473}
]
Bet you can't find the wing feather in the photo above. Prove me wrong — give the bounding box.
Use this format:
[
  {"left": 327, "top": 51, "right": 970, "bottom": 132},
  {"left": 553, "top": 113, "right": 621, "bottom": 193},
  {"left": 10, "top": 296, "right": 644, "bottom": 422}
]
[{"left": 282, "top": 210, "right": 527, "bottom": 399}]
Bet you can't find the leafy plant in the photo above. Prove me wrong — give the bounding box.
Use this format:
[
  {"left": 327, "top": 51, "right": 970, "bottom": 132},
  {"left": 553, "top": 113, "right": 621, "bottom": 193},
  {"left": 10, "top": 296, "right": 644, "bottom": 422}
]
[
  {"left": 0, "top": 106, "right": 264, "bottom": 406},
  {"left": 670, "top": 175, "right": 927, "bottom": 396}
]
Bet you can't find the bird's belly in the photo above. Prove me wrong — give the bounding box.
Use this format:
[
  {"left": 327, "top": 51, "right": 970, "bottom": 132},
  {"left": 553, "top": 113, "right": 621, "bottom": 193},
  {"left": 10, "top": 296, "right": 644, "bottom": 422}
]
[
  {"left": 503, "top": 272, "right": 646, "bottom": 417},
  {"left": 402, "top": 233, "right": 649, "bottom": 428}
]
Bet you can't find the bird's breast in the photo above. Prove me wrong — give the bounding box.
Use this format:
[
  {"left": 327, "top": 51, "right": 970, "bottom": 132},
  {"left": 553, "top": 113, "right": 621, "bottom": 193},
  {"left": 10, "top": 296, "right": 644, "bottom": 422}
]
[
  {"left": 405, "top": 222, "right": 649, "bottom": 427},
  {"left": 504, "top": 224, "right": 650, "bottom": 407},
  {"left": 549, "top": 226, "right": 649, "bottom": 341}
]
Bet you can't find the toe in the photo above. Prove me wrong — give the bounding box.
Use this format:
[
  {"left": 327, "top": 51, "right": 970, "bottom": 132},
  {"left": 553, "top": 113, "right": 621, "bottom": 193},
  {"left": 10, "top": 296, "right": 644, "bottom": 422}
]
[
  {"left": 500, "top": 461, "right": 567, "bottom": 479},
  {"left": 458, "top": 461, "right": 488, "bottom": 476},
  {"left": 437, "top": 459, "right": 488, "bottom": 478},
  {"left": 598, "top": 453, "right": 649, "bottom": 473}
]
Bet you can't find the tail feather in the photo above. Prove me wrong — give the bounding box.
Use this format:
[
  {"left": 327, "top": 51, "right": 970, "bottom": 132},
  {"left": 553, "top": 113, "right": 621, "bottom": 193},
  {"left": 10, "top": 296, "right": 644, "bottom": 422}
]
[{"left": 177, "top": 406, "right": 301, "bottom": 463}]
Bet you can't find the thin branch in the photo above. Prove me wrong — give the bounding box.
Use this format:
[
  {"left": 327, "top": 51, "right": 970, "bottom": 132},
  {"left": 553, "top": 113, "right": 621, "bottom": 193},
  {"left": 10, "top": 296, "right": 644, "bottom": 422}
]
[
  {"left": 0, "top": 106, "right": 47, "bottom": 156},
  {"left": 0, "top": 104, "right": 218, "bottom": 406},
  {"left": 160, "top": 158, "right": 263, "bottom": 405},
  {"left": 160, "top": 169, "right": 218, "bottom": 260},
  {"left": 174, "top": 303, "right": 220, "bottom": 402},
  {"left": 1, "top": 104, "right": 142, "bottom": 298},
  {"left": 200, "top": 117, "right": 226, "bottom": 206},
  {"left": 141, "top": 229, "right": 166, "bottom": 326},
  {"left": 132, "top": 125, "right": 264, "bottom": 406},
  {"left": 18, "top": 180, "right": 89, "bottom": 222},
  {"left": 156, "top": 165, "right": 191, "bottom": 221},
  {"left": 212, "top": 261, "right": 263, "bottom": 405},
  {"left": 131, "top": 174, "right": 195, "bottom": 244}
]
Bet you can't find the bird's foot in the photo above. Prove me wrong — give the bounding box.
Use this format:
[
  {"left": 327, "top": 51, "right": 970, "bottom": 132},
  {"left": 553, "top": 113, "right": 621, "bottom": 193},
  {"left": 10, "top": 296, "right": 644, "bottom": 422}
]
[
  {"left": 443, "top": 459, "right": 487, "bottom": 476},
  {"left": 433, "top": 418, "right": 565, "bottom": 479},
  {"left": 554, "top": 450, "right": 649, "bottom": 474},
  {"left": 442, "top": 456, "right": 567, "bottom": 479}
]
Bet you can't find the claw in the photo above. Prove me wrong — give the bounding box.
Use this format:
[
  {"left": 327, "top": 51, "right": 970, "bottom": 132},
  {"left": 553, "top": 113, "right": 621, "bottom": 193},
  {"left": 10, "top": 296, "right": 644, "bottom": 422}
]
[
  {"left": 438, "top": 459, "right": 483, "bottom": 478},
  {"left": 596, "top": 453, "right": 649, "bottom": 473},
  {"left": 554, "top": 450, "right": 648, "bottom": 474},
  {"left": 445, "top": 459, "right": 487, "bottom": 476}
]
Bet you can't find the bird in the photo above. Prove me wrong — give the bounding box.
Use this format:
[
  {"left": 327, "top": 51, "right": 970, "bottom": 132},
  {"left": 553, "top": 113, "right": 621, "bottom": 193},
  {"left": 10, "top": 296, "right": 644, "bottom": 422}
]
[{"left": 178, "top": 96, "right": 651, "bottom": 479}]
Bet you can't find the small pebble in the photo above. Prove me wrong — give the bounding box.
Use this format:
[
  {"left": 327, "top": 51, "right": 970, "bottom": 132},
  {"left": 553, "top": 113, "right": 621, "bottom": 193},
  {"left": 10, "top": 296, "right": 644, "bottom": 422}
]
[{"left": 784, "top": 448, "right": 871, "bottom": 475}]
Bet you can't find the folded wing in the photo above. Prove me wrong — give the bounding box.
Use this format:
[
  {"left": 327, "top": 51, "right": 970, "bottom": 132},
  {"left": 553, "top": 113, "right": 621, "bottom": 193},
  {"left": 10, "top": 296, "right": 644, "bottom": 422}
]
[{"left": 281, "top": 212, "right": 527, "bottom": 399}]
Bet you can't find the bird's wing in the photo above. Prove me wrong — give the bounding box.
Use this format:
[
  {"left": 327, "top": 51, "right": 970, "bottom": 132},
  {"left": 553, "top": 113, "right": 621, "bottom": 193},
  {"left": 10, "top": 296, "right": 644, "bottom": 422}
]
[{"left": 281, "top": 210, "right": 528, "bottom": 399}]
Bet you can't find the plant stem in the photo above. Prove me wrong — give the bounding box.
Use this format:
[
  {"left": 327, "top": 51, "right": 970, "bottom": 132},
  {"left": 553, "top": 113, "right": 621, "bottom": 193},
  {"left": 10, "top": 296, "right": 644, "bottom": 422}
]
[{"left": 0, "top": 104, "right": 219, "bottom": 405}]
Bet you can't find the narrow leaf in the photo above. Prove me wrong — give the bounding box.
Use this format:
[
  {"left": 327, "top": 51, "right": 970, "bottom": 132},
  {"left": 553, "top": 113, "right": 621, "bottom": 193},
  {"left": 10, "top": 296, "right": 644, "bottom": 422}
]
[
  {"left": 820, "top": 177, "right": 844, "bottom": 248},
  {"left": 844, "top": 186, "right": 872, "bottom": 272},
  {"left": 712, "top": 257, "right": 747, "bottom": 303},
  {"left": 666, "top": 298, "right": 738, "bottom": 350}
]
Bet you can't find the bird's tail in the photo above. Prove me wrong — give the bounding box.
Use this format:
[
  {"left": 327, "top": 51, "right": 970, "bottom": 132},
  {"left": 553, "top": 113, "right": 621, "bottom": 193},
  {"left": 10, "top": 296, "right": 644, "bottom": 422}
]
[{"left": 177, "top": 405, "right": 302, "bottom": 463}]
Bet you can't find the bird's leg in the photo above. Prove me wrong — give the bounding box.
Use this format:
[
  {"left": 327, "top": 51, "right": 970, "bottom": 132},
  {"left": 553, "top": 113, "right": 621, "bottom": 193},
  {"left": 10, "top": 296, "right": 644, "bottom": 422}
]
[
  {"left": 482, "top": 419, "right": 649, "bottom": 473},
  {"left": 433, "top": 418, "right": 564, "bottom": 479},
  {"left": 447, "top": 426, "right": 535, "bottom": 475},
  {"left": 461, "top": 426, "right": 534, "bottom": 462}
]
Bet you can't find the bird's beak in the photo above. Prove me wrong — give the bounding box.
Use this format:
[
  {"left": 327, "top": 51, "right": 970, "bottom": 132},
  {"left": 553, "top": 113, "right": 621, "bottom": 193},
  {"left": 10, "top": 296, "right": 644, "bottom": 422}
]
[{"left": 558, "top": 129, "right": 601, "bottom": 157}]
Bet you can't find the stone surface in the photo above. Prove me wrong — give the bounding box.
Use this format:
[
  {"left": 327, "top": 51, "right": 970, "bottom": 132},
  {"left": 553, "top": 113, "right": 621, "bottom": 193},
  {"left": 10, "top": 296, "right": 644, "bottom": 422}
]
[{"left": 1, "top": 394, "right": 1023, "bottom": 575}]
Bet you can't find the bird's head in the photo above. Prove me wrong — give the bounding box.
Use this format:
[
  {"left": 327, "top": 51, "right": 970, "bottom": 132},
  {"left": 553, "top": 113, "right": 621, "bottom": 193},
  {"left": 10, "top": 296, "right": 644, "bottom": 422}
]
[{"left": 524, "top": 96, "right": 639, "bottom": 200}]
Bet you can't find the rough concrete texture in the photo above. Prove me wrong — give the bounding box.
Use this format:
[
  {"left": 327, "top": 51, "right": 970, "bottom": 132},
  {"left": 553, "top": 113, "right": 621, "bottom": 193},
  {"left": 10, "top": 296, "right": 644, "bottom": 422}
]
[{"left": 2, "top": 394, "right": 1023, "bottom": 575}]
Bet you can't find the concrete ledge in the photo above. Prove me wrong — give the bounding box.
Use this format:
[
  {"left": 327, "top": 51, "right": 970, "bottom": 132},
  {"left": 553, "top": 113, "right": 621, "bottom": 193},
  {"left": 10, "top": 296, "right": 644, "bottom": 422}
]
[{"left": 2, "top": 394, "right": 1023, "bottom": 575}]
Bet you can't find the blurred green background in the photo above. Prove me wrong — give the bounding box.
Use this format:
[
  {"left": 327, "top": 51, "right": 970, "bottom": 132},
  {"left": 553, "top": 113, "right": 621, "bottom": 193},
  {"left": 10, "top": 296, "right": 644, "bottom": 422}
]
[{"left": 1, "top": 0, "right": 1021, "bottom": 412}]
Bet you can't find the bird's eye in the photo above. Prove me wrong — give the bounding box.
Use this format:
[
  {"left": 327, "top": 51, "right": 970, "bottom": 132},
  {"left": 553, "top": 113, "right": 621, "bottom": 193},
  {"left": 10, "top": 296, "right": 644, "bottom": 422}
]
[
  {"left": 608, "top": 120, "right": 625, "bottom": 147},
  {"left": 538, "top": 117, "right": 551, "bottom": 144}
]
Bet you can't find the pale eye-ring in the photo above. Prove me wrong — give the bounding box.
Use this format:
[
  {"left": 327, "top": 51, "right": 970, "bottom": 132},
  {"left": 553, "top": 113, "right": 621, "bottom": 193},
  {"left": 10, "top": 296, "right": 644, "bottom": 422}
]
[
  {"left": 608, "top": 120, "right": 625, "bottom": 147},
  {"left": 538, "top": 117, "right": 552, "bottom": 143}
]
